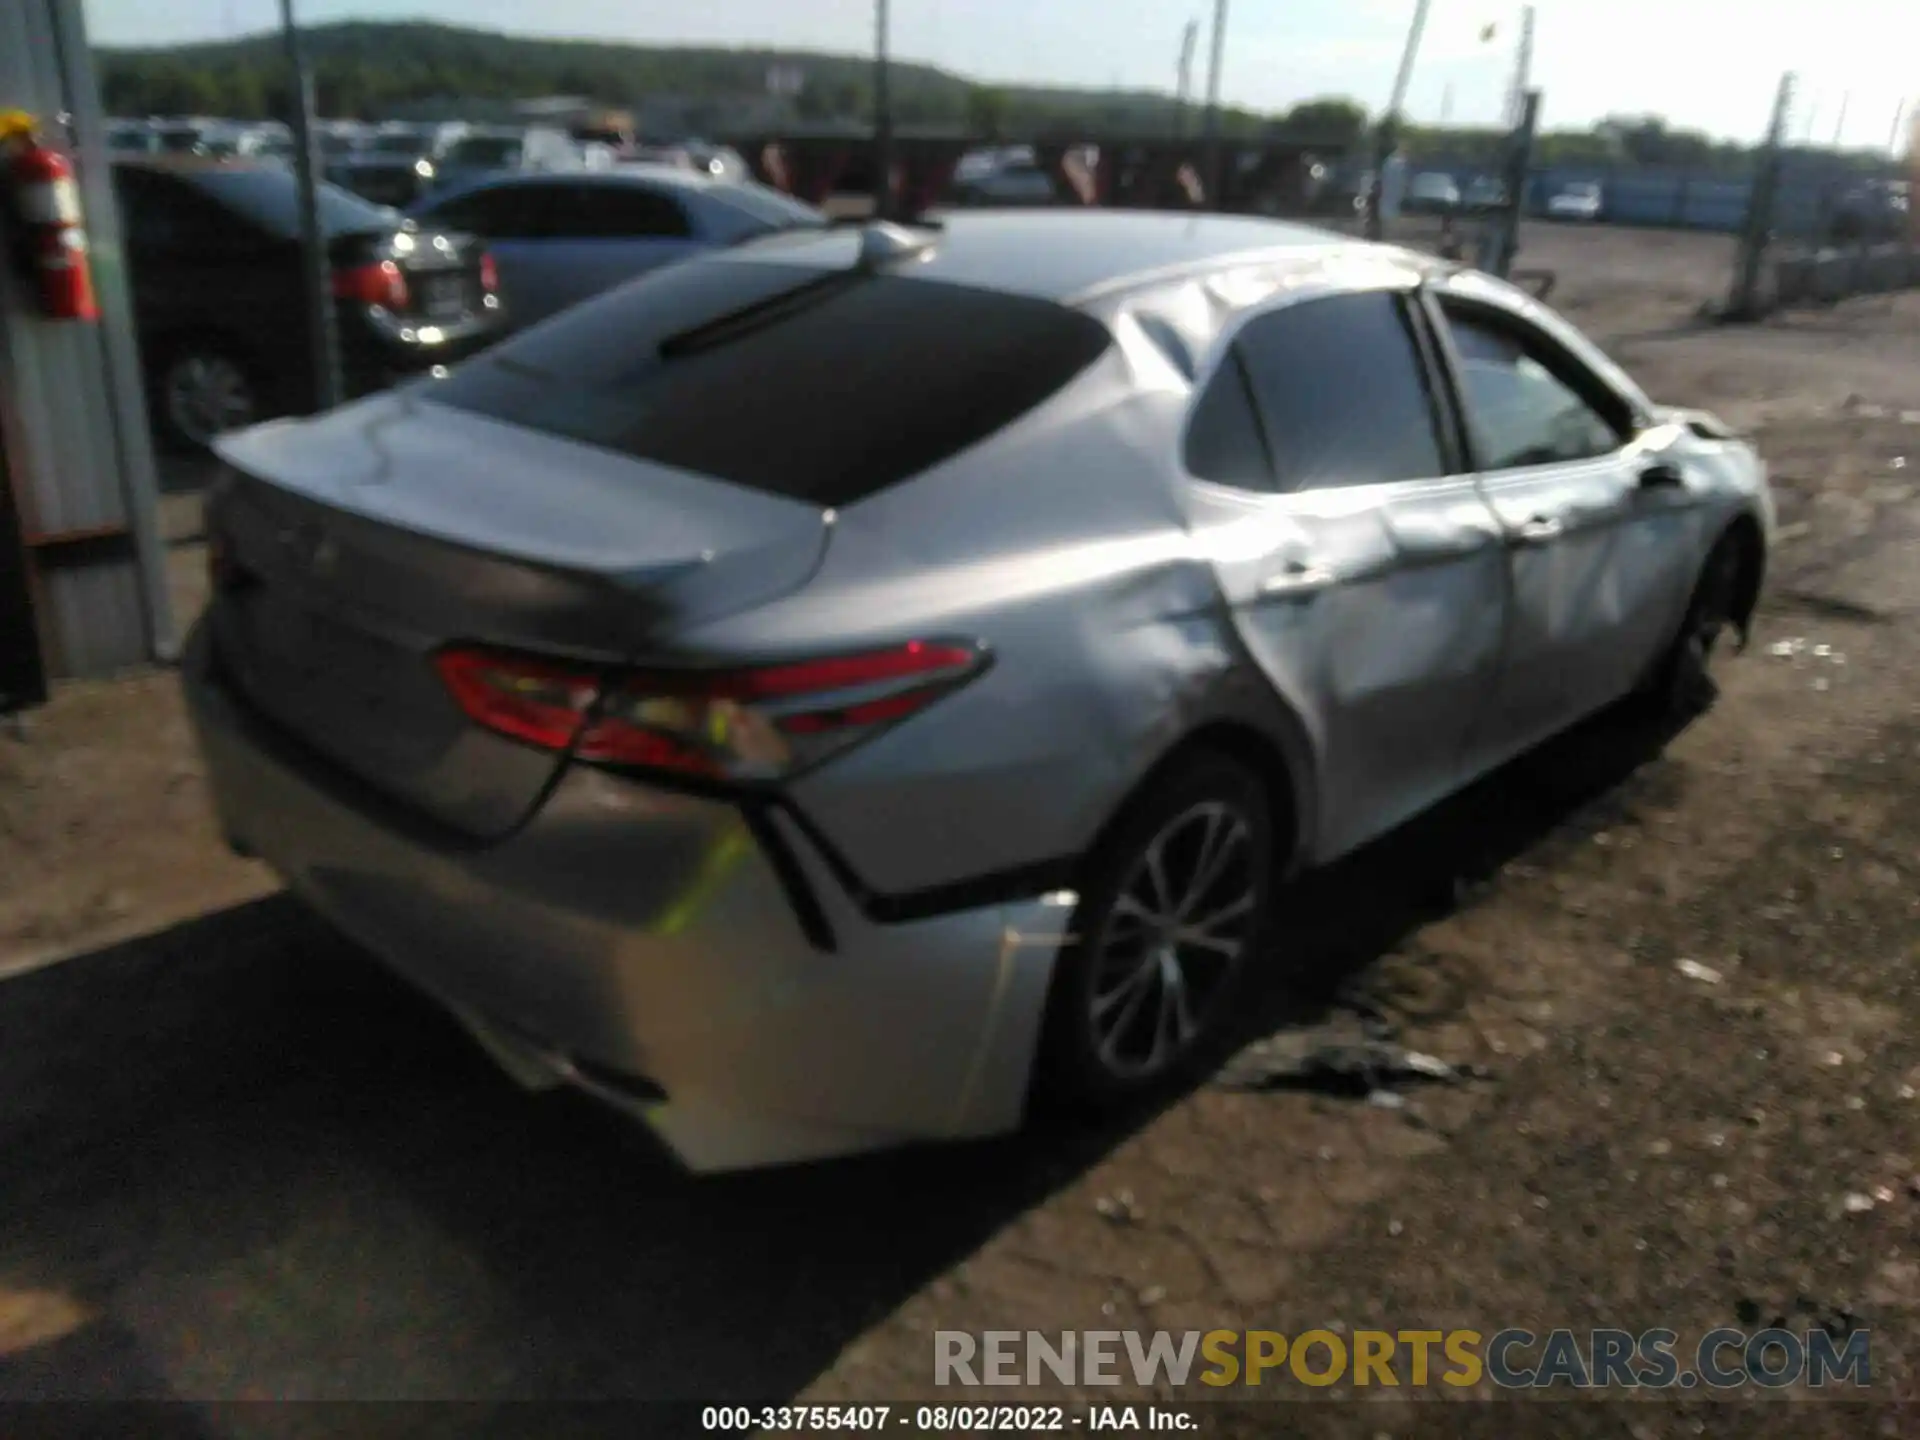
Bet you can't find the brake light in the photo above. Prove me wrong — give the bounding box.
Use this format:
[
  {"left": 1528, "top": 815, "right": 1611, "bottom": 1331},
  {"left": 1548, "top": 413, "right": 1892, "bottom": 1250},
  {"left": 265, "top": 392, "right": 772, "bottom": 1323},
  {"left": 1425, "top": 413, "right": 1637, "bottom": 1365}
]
[
  {"left": 434, "top": 641, "right": 986, "bottom": 782},
  {"left": 478, "top": 253, "right": 499, "bottom": 292},
  {"left": 331, "top": 259, "right": 409, "bottom": 310}
]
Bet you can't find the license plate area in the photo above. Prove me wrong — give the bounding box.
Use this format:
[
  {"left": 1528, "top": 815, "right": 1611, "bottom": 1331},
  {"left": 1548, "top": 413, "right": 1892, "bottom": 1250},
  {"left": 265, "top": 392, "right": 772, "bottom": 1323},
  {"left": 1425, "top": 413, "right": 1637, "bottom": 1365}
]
[{"left": 419, "top": 272, "right": 469, "bottom": 323}]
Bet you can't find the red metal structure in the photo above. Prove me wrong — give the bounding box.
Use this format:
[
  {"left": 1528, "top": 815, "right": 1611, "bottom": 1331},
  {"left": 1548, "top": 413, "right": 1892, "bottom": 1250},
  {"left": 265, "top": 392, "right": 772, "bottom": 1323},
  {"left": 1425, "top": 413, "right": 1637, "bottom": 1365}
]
[{"left": 731, "top": 132, "right": 1341, "bottom": 220}]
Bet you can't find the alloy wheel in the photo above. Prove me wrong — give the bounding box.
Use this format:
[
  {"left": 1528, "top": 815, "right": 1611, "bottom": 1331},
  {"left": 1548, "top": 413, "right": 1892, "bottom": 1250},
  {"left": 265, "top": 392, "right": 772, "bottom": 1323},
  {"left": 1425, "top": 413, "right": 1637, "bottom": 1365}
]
[
  {"left": 1087, "top": 799, "right": 1260, "bottom": 1079},
  {"left": 165, "top": 352, "right": 256, "bottom": 449}
]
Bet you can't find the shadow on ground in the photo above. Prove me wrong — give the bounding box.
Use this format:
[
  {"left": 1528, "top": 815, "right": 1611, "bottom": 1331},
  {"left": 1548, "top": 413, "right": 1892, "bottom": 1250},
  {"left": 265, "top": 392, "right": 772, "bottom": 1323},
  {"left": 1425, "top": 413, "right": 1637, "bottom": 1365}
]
[{"left": 0, "top": 694, "right": 1690, "bottom": 1416}]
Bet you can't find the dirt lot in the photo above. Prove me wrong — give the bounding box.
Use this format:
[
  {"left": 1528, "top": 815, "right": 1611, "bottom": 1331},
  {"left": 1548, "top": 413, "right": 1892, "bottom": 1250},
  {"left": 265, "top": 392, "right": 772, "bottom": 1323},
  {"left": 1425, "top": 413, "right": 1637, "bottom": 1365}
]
[{"left": 2, "top": 222, "right": 1918, "bottom": 1434}]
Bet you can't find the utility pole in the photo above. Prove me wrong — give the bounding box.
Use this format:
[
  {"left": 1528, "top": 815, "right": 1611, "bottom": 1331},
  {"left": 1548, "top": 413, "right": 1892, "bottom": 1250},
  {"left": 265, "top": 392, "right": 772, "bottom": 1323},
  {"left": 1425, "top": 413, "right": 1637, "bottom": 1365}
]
[
  {"left": 1890, "top": 98, "right": 1910, "bottom": 156},
  {"left": 1831, "top": 91, "right": 1850, "bottom": 149},
  {"left": 1726, "top": 72, "right": 1796, "bottom": 321},
  {"left": 1506, "top": 5, "right": 1536, "bottom": 128},
  {"left": 1200, "top": 0, "right": 1229, "bottom": 205},
  {"left": 278, "top": 0, "right": 339, "bottom": 412},
  {"left": 1440, "top": 83, "right": 1454, "bottom": 126},
  {"left": 872, "top": 0, "right": 893, "bottom": 220},
  {"left": 1175, "top": 19, "right": 1199, "bottom": 138},
  {"left": 1366, "top": 0, "right": 1432, "bottom": 239}
]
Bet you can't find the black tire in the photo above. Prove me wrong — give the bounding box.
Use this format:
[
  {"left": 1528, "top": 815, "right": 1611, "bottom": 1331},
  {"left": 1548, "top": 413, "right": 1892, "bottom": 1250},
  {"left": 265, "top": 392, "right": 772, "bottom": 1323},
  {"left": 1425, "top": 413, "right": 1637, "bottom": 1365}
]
[
  {"left": 1642, "top": 534, "right": 1744, "bottom": 719},
  {"left": 1035, "top": 751, "right": 1277, "bottom": 1111},
  {"left": 150, "top": 338, "right": 261, "bottom": 454}
]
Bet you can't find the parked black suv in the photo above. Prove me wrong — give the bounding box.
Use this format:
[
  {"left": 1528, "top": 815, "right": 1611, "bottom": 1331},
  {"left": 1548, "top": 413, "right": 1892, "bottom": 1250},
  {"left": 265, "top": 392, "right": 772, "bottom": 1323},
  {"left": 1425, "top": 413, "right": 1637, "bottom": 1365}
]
[{"left": 111, "top": 159, "right": 506, "bottom": 451}]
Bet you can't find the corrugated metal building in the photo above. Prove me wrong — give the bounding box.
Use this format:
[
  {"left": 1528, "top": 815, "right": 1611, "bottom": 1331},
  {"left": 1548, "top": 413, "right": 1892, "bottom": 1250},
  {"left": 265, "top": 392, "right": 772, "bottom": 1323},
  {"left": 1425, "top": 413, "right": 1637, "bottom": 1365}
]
[{"left": 0, "top": 0, "right": 172, "bottom": 708}]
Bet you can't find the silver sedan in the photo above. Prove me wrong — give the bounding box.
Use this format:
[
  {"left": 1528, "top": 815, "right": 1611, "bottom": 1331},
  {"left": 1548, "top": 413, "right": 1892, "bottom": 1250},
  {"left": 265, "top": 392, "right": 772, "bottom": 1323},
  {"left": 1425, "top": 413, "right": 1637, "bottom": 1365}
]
[{"left": 185, "top": 211, "right": 1773, "bottom": 1170}]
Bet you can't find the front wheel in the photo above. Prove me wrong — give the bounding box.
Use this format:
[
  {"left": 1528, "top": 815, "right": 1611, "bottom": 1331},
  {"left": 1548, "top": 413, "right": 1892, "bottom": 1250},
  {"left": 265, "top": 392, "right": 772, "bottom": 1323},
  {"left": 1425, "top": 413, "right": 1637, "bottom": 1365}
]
[
  {"left": 1644, "top": 535, "right": 1744, "bottom": 718},
  {"left": 153, "top": 341, "right": 259, "bottom": 453},
  {"left": 1036, "top": 753, "right": 1277, "bottom": 1110}
]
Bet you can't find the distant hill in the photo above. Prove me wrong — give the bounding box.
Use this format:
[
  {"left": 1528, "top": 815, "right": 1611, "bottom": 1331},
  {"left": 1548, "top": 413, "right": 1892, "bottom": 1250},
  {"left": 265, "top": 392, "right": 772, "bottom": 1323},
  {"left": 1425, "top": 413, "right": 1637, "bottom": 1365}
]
[{"left": 91, "top": 20, "right": 1289, "bottom": 139}]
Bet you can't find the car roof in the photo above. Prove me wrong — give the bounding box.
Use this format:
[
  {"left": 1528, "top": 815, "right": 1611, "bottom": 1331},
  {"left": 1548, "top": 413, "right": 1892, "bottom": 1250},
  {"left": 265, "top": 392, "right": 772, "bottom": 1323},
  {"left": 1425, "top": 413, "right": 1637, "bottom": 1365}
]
[
  {"left": 725, "top": 209, "right": 1355, "bottom": 304},
  {"left": 442, "top": 164, "right": 722, "bottom": 195}
]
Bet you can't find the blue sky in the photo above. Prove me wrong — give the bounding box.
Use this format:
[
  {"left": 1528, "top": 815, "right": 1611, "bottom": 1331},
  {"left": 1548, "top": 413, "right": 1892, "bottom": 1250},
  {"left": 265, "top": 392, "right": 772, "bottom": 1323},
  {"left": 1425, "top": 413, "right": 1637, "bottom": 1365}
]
[{"left": 85, "top": 0, "right": 1917, "bottom": 145}]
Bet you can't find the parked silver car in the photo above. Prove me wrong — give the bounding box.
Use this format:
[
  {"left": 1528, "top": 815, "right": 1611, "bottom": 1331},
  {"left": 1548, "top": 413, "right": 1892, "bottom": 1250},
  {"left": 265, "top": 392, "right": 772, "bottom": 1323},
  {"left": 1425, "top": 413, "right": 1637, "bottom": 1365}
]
[
  {"left": 407, "top": 167, "right": 826, "bottom": 328},
  {"left": 185, "top": 212, "right": 1773, "bottom": 1171}
]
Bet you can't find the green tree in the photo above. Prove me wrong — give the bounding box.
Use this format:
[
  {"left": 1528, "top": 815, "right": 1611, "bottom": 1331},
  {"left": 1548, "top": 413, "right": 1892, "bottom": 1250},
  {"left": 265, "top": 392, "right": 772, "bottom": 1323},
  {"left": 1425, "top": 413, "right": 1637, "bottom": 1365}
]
[
  {"left": 1274, "top": 97, "right": 1367, "bottom": 145},
  {"left": 966, "top": 85, "right": 1008, "bottom": 137}
]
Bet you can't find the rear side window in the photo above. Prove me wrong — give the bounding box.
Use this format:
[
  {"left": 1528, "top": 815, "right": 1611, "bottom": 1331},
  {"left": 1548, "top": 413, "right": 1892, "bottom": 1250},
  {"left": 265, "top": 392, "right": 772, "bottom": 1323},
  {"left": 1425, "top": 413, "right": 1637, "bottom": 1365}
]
[
  {"left": 543, "top": 183, "right": 692, "bottom": 239},
  {"left": 1184, "top": 352, "right": 1272, "bottom": 489},
  {"left": 1233, "top": 291, "right": 1446, "bottom": 491},
  {"left": 420, "top": 184, "right": 549, "bottom": 240},
  {"left": 428, "top": 259, "right": 1113, "bottom": 506}
]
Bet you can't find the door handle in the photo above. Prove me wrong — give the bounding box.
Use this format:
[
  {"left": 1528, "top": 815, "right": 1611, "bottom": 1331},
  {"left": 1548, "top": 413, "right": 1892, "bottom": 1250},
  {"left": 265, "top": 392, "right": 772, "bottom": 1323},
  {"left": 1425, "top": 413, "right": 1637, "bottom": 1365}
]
[
  {"left": 1637, "top": 460, "right": 1686, "bottom": 490},
  {"left": 1259, "top": 561, "right": 1335, "bottom": 600},
  {"left": 1512, "top": 516, "right": 1564, "bottom": 545}
]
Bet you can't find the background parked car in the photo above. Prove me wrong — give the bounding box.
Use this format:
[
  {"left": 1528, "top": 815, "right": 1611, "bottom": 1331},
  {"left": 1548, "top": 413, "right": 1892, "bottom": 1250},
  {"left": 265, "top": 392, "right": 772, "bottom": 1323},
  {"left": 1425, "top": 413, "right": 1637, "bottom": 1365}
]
[
  {"left": 1828, "top": 180, "right": 1910, "bottom": 244},
  {"left": 1464, "top": 176, "right": 1509, "bottom": 213},
  {"left": 949, "top": 149, "right": 1059, "bottom": 206},
  {"left": 328, "top": 122, "right": 471, "bottom": 207},
  {"left": 1546, "top": 181, "right": 1604, "bottom": 222},
  {"left": 111, "top": 158, "right": 506, "bottom": 450},
  {"left": 406, "top": 166, "right": 825, "bottom": 328},
  {"left": 424, "top": 125, "right": 582, "bottom": 193},
  {"left": 1406, "top": 171, "right": 1462, "bottom": 214}
]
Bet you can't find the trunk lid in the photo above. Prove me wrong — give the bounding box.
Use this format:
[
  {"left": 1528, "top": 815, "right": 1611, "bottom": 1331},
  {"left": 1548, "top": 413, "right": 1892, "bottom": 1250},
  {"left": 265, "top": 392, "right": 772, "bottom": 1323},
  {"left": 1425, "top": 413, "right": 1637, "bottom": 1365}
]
[
  {"left": 205, "top": 391, "right": 830, "bottom": 839},
  {"left": 329, "top": 226, "right": 495, "bottom": 330}
]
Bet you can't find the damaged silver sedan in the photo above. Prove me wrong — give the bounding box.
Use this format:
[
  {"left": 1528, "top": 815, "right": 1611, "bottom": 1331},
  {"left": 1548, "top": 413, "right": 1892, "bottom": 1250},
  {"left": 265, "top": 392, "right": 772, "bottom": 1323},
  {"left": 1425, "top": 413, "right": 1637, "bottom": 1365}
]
[{"left": 184, "top": 211, "right": 1773, "bottom": 1170}]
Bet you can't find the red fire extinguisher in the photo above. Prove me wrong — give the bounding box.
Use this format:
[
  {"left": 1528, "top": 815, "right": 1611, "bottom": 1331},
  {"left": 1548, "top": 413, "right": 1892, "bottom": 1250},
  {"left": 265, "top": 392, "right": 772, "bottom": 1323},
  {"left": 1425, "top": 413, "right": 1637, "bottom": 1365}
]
[{"left": 0, "top": 110, "right": 99, "bottom": 322}]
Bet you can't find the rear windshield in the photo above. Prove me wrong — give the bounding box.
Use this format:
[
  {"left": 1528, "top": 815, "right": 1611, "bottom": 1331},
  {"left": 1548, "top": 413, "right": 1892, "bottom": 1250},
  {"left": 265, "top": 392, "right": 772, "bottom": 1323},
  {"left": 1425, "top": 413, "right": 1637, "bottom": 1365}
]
[
  {"left": 427, "top": 258, "right": 1113, "bottom": 506},
  {"left": 188, "top": 167, "right": 398, "bottom": 237}
]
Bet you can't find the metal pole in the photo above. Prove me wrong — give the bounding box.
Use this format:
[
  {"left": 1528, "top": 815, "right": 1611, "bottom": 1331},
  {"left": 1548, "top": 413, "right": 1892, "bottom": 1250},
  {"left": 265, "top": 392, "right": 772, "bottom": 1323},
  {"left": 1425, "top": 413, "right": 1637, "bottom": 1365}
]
[
  {"left": 1726, "top": 72, "right": 1795, "bottom": 321},
  {"left": 279, "top": 0, "right": 340, "bottom": 412},
  {"left": 1477, "top": 89, "right": 1539, "bottom": 279},
  {"left": 1366, "top": 0, "right": 1433, "bottom": 238},
  {"left": 1175, "top": 20, "right": 1199, "bottom": 139},
  {"left": 1831, "top": 92, "right": 1849, "bottom": 149},
  {"left": 1507, "top": 6, "right": 1536, "bottom": 128},
  {"left": 1889, "top": 99, "right": 1908, "bottom": 156},
  {"left": 1200, "top": 0, "right": 1228, "bottom": 205},
  {"left": 873, "top": 0, "right": 893, "bottom": 220}
]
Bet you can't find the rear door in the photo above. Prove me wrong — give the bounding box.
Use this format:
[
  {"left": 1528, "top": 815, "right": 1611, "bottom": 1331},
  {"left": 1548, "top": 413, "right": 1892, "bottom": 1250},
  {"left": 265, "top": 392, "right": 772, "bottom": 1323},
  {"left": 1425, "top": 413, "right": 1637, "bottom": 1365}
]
[
  {"left": 1182, "top": 285, "right": 1508, "bottom": 862},
  {"left": 534, "top": 180, "right": 702, "bottom": 317},
  {"left": 1422, "top": 287, "right": 1701, "bottom": 757},
  {"left": 113, "top": 167, "right": 301, "bottom": 383}
]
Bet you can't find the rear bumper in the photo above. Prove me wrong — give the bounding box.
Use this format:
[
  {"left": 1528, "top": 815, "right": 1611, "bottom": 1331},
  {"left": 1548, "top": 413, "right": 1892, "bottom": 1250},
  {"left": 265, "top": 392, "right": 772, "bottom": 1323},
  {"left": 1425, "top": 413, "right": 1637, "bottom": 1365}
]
[{"left": 180, "top": 623, "right": 1073, "bottom": 1172}]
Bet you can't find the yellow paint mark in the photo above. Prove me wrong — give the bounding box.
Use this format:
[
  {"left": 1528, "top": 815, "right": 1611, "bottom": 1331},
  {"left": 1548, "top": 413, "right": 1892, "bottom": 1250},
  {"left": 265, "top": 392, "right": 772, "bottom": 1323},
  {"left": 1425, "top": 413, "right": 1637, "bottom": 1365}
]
[
  {"left": 652, "top": 825, "right": 753, "bottom": 937},
  {"left": 0, "top": 1285, "right": 90, "bottom": 1357}
]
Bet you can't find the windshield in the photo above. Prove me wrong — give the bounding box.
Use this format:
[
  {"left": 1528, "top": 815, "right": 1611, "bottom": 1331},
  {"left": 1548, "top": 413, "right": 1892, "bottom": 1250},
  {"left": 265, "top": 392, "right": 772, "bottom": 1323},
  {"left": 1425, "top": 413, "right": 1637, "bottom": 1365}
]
[
  {"left": 444, "top": 137, "right": 523, "bottom": 168},
  {"left": 155, "top": 128, "right": 204, "bottom": 153},
  {"left": 1566, "top": 183, "right": 1600, "bottom": 199},
  {"left": 188, "top": 167, "right": 398, "bottom": 237},
  {"left": 371, "top": 132, "right": 430, "bottom": 154}
]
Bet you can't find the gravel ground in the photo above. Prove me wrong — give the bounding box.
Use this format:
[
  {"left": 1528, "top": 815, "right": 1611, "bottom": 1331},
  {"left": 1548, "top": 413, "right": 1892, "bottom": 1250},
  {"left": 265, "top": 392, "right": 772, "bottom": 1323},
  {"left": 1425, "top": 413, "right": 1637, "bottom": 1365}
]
[{"left": 1, "top": 223, "right": 1917, "bottom": 1436}]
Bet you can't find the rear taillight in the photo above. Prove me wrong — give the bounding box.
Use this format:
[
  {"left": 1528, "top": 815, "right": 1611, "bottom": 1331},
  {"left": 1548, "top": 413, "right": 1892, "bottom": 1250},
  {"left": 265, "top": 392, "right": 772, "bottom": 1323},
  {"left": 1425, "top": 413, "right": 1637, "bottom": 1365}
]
[
  {"left": 478, "top": 253, "right": 499, "bottom": 292},
  {"left": 331, "top": 259, "right": 409, "bottom": 311},
  {"left": 434, "top": 641, "right": 986, "bottom": 782}
]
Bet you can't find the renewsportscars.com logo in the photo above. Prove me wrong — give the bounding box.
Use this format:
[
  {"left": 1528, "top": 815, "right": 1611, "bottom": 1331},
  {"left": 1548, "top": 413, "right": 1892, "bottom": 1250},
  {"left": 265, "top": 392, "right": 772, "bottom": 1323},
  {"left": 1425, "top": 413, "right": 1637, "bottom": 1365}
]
[{"left": 934, "top": 1328, "right": 1872, "bottom": 1391}]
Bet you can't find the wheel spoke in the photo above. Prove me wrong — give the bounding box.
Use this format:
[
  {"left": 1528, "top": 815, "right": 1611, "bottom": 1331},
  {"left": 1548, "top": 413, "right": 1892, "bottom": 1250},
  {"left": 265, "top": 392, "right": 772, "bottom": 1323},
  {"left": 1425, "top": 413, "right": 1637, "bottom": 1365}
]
[
  {"left": 1176, "top": 807, "right": 1245, "bottom": 918},
  {"left": 1097, "top": 967, "right": 1156, "bottom": 1063},
  {"left": 1141, "top": 840, "right": 1174, "bottom": 916},
  {"left": 1092, "top": 954, "right": 1157, "bottom": 1020},
  {"left": 1181, "top": 889, "right": 1254, "bottom": 937}
]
